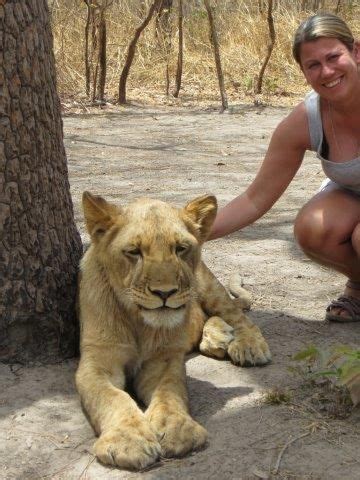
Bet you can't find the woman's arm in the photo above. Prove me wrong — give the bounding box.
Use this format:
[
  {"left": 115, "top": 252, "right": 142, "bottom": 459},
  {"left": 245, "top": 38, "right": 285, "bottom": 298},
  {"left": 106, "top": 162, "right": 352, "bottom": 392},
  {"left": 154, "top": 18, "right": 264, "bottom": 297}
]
[{"left": 209, "top": 103, "right": 311, "bottom": 240}]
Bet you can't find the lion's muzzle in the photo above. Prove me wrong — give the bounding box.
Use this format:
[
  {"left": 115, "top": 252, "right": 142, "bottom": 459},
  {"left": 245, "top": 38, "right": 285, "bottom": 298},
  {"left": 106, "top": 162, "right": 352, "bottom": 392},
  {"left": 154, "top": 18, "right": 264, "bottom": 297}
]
[{"left": 149, "top": 286, "right": 178, "bottom": 303}]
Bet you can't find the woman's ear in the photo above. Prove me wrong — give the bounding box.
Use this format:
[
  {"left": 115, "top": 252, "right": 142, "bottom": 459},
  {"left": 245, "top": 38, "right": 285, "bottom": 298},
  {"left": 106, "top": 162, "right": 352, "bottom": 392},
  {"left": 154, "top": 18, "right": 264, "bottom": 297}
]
[{"left": 353, "top": 41, "right": 360, "bottom": 63}]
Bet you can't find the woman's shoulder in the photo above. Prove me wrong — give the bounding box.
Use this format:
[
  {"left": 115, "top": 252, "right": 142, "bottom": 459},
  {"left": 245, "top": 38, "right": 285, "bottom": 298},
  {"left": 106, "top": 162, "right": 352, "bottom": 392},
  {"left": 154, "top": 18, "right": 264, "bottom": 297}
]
[
  {"left": 273, "top": 100, "right": 311, "bottom": 151},
  {"left": 283, "top": 90, "right": 318, "bottom": 124}
]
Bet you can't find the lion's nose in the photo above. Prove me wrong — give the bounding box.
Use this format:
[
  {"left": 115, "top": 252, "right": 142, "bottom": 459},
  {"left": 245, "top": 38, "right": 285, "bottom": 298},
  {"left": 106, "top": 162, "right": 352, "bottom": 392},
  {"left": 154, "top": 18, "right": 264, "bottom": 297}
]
[{"left": 149, "top": 288, "right": 178, "bottom": 301}]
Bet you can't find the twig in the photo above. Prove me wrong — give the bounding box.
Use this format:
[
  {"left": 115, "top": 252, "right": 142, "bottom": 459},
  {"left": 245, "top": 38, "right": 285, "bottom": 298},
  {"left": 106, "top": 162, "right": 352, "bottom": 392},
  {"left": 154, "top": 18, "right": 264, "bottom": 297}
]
[
  {"left": 78, "top": 454, "right": 96, "bottom": 479},
  {"left": 41, "top": 456, "right": 83, "bottom": 479},
  {"left": 272, "top": 431, "right": 311, "bottom": 475},
  {"left": 6, "top": 427, "right": 68, "bottom": 449},
  {"left": 9, "top": 365, "right": 23, "bottom": 376}
]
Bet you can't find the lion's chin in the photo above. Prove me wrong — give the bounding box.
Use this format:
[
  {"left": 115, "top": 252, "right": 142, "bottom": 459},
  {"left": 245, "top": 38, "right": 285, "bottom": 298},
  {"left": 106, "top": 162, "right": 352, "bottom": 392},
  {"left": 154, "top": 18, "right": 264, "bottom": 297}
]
[{"left": 140, "top": 306, "right": 186, "bottom": 329}]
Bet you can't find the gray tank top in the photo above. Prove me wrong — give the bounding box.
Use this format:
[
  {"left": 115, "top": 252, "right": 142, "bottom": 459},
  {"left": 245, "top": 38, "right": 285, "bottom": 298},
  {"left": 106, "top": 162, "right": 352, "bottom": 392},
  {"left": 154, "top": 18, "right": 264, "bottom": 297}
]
[{"left": 304, "top": 90, "right": 360, "bottom": 194}]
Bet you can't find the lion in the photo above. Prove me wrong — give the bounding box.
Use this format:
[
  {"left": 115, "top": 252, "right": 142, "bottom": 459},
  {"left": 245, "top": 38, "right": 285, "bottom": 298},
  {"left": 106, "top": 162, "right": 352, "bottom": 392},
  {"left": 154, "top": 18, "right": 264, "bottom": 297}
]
[{"left": 75, "top": 191, "right": 271, "bottom": 470}]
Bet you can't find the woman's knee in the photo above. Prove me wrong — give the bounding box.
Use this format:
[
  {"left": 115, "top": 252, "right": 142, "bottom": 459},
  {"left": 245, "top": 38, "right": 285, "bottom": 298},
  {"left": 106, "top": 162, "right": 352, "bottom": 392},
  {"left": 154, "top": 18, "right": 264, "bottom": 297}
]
[
  {"left": 351, "top": 223, "right": 360, "bottom": 256},
  {"left": 295, "top": 189, "right": 360, "bottom": 255},
  {"left": 294, "top": 206, "right": 328, "bottom": 253}
]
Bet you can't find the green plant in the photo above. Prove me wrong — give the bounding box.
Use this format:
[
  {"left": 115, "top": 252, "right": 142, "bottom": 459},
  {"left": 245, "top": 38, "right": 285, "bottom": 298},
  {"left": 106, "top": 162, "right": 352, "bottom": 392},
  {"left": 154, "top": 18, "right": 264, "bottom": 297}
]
[
  {"left": 262, "top": 387, "right": 292, "bottom": 405},
  {"left": 242, "top": 75, "right": 254, "bottom": 92},
  {"left": 264, "top": 75, "right": 279, "bottom": 93},
  {"left": 292, "top": 345, "right": 360, "bottom": 407}
]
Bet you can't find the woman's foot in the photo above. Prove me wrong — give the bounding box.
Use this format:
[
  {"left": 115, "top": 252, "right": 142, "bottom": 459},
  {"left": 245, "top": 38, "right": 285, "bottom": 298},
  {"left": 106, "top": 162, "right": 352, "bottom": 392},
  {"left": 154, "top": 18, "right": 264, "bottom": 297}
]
[{"left": 326, "top": 280, "right": 360, "bottom": 322}]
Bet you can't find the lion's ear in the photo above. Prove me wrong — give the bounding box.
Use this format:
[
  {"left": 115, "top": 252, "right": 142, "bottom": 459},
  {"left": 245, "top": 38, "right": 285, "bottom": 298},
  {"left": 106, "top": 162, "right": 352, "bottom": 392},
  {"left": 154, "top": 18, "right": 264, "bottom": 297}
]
[
  {"left": 82, "top": 191, "right": 121, "bottom": 239},
  {"left": 184, "top": 194, "right": 217, "bottom": 242}
]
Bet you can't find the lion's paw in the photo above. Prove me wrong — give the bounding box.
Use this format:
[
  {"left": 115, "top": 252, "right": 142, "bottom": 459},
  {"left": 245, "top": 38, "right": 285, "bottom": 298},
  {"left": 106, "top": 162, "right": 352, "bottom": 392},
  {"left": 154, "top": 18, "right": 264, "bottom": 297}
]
[
  {"left": 227, "top": 327, "right": 271, "bottom": 366},
  {"left": 149, "top": 412, "right": 207, "bottom": 458},
  {"left": 94, "top": 422, "right": 161, "bottom": 470},
  {"left": 199, "top": 316, "right": 234, "bottom": 359}
]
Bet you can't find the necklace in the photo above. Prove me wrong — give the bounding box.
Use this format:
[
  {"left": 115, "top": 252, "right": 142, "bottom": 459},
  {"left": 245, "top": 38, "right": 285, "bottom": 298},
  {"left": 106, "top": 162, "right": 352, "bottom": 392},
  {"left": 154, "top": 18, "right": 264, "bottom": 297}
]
[
  {"left": 327, "top": 101, "right": 360, "bottom": 159},
  {"left": 328, "top": 102, "right": 342, "bottom": 157}
]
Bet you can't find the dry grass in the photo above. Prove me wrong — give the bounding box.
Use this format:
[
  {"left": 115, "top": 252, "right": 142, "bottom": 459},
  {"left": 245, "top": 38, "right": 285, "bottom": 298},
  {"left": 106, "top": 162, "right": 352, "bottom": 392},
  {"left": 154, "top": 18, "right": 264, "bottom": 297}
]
[
  {"left": 262, "top": 387, "right": 292, "bottom": 405},
  {"left": 50, "top": 1, "right": 360, "bottom": 107}
]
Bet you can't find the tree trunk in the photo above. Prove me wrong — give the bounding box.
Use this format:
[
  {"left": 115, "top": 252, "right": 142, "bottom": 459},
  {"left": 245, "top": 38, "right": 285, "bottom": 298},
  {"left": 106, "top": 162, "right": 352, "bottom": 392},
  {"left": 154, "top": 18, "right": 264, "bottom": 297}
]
[
  {"left": 96, "top": 12, "right": 107, "bottom": 103},
  {"left": 255, "top": 0, "right": 275, "bottom": 95},
  {"left": 155, "top": 0, "right": 173, "bottom": 38},
  {"left": 118, "top": 0, "right": 162, "bottom": 104},
  {"left": 204, "top": 0, "right": 228, "bottom": 112},
  {"left": 335, "top": 0, "right": 342, "bottom": 14},
  {"left": 155, "top": 0, "right": 173, "bottom": 96},
  {"left": 172, "top": 0, "right": 183, "bottom": 98},
  {"left": 0, "top": 0, "right": 83, "bottom": 363},
  {"left": 84, "top": 0, "right": 92, "bottom": 98}
]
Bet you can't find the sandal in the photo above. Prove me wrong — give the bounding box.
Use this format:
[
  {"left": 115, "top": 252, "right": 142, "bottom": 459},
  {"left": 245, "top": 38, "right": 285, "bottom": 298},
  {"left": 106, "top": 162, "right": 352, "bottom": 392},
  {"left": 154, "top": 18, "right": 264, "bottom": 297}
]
[{"left": 326, "top": 295, "right": 360, "bottom": 322}]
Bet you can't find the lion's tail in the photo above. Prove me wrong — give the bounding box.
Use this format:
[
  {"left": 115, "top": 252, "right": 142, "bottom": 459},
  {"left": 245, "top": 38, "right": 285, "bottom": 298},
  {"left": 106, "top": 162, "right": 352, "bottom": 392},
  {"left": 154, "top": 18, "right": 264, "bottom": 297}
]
[{"left": 228, "top": 272, "right": 252, "bottom": 311}]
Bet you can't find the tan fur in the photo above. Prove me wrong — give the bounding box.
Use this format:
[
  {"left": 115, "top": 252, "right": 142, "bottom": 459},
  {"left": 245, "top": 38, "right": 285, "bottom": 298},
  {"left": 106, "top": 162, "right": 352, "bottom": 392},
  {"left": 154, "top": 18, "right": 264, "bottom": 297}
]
[{"left": 76, "top": 191, "right": 271, "bottom": 470}]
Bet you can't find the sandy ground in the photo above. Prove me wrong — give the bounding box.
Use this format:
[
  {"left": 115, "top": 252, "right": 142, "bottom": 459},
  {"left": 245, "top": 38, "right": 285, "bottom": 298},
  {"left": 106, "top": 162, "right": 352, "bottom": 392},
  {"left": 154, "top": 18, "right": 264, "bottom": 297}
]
[{"left": 1, "top": 103, "right": 359, "bottom": 480}]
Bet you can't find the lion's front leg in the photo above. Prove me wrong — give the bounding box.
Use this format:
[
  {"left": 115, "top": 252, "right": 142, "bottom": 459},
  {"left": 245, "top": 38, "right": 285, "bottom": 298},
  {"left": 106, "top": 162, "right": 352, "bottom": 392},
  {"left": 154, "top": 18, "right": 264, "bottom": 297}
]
[
  {"left": 76, "top": 346, "right": 161, "bottom": 470},
  {"left": 227, "top": 322, "right": 271, "bottom": 366},
  {"left": 135, "top": 354, "right": 207, "bottom": 458},
  {"left": 218, "top": 308, "right": 271, "bottom": 366},
  {"left": 198, "top": 316, "right": 270, "bottom": 366},
  {"left": 198, "top": 263, "right": 271, "bottom": 366}
]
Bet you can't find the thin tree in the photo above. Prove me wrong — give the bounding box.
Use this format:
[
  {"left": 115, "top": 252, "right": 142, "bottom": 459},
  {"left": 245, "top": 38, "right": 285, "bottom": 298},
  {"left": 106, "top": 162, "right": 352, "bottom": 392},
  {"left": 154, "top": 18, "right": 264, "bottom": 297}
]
[
  {"left": 84, "top": 0, "right": 92, "bottom": 97},
  {"left": 1, "top": 0, "right": 83, "bottom": 363},
  {"left": 258, "top": 0, "right": 265, "bottom": 13},
  {"left": 173, "top": 0, "right": 184, "bottom": 98},
  {"left": 155, "top": 0, "right": 173, "bottom": 38},
  {"left": 155, "top": 0, "right": 173, "bottom": 96},
  {"left": 255, "top": 0, "right": 275, "bottom": 95},
  {"left": 118, "top": 0, "right": 162, "bottom": 104},
  {"left": 83, "top": 0, "right": 111, "bottom": 104},
  {"left": 96, "top": 6, "right": 107, "bottom": 103},
  {"left": 203, "top": 0, "right": 228, "bottom": 111},
  {"left": 335, "top": 0, "right": 342, "bottom": 14}
]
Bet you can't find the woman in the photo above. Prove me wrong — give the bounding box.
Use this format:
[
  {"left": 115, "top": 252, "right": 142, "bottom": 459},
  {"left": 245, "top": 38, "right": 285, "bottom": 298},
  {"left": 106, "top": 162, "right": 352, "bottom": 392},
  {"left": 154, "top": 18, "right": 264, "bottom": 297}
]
[{"left": 209, "top": 13, "right": 360, "bottom": 322}]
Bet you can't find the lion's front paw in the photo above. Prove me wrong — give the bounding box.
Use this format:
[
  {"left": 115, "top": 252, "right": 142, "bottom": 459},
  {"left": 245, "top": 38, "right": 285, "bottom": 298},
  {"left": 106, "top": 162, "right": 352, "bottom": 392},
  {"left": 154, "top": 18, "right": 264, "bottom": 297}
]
[
  {"left": 199, "top": 316, "right": 234, "bottom": 359},
  {"left": 148, "top": 412, "right": 207, "bottom": 458},
  {"left": 227, "top": 326, "right": 271, "bottom": 366},
  {"left": 94, "top": 421, "right": 161, "bottom": 470}
]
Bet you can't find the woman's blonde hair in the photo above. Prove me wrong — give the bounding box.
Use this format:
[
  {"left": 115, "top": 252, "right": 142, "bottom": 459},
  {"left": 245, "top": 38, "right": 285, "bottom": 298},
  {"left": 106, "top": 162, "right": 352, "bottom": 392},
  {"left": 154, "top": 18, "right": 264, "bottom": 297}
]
[{"left": 292, "top": 13, "right": 354, "bottom": 64}]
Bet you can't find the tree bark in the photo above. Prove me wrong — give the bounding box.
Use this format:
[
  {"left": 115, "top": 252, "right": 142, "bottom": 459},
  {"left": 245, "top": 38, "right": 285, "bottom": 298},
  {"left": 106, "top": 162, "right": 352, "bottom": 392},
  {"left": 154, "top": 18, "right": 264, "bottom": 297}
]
[{"left": 0, "top": 0, "right": 83, "bottom": 363}]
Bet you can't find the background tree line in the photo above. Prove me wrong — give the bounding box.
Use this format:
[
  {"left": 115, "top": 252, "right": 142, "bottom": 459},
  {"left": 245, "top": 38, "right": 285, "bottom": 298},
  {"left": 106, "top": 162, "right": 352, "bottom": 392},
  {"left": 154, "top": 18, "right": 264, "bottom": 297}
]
[{"left": 50, "top": 0, "right": 359, "bottom": 108}]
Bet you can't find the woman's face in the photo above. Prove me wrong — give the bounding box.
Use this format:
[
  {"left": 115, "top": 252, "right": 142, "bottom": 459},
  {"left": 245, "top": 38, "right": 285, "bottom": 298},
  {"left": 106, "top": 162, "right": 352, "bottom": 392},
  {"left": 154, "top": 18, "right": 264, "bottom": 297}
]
[{"left": 299, "top": 37, "right": 360, "bottom": 102}]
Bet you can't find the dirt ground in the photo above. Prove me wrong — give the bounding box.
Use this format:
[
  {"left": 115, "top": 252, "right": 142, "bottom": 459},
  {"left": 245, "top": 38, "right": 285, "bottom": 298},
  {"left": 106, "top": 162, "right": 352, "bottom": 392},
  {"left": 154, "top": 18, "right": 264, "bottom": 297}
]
[{"left": 1, "top": 103, "right": 359, "bottom": 480}]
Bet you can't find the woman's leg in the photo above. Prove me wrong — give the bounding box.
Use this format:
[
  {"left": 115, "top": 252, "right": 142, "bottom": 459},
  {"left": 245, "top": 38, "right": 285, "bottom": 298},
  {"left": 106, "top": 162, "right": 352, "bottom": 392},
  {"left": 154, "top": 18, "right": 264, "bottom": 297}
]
[{"left": 294, "top": 184, "right": 360, "bottom": 320}]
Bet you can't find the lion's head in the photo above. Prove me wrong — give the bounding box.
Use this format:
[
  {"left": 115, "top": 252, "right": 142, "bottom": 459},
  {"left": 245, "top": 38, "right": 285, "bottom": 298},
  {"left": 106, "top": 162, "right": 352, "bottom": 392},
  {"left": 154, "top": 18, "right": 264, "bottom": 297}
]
[{"left": 82, "top": 192, "right": 217, "bottom": 328}]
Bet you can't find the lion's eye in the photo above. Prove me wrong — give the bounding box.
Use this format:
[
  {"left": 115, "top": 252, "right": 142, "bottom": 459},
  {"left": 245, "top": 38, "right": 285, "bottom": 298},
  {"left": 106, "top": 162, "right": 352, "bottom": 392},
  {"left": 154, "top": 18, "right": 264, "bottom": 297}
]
[
  {"left": 175, "top": 244, "right": 189, "bottom": 255},
  {"left": 124, "top": 248, "right": 142, "bottom": 258}
]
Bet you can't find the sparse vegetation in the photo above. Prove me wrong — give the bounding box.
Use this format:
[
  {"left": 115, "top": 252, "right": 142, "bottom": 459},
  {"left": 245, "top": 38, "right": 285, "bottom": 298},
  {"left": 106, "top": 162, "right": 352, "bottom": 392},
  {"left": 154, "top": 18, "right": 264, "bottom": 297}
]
[
  {"left": 262, "top": 387, "right": 292, "bottom": 405},
  {"left": 261, "top": 345, "right": 359, "bottom": 418},
  {"left": 291, "top": 345, "right": 360, "bottom": 415},
  {"left": 50, "top": 1, "right": 360, "bottom": 107}
]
